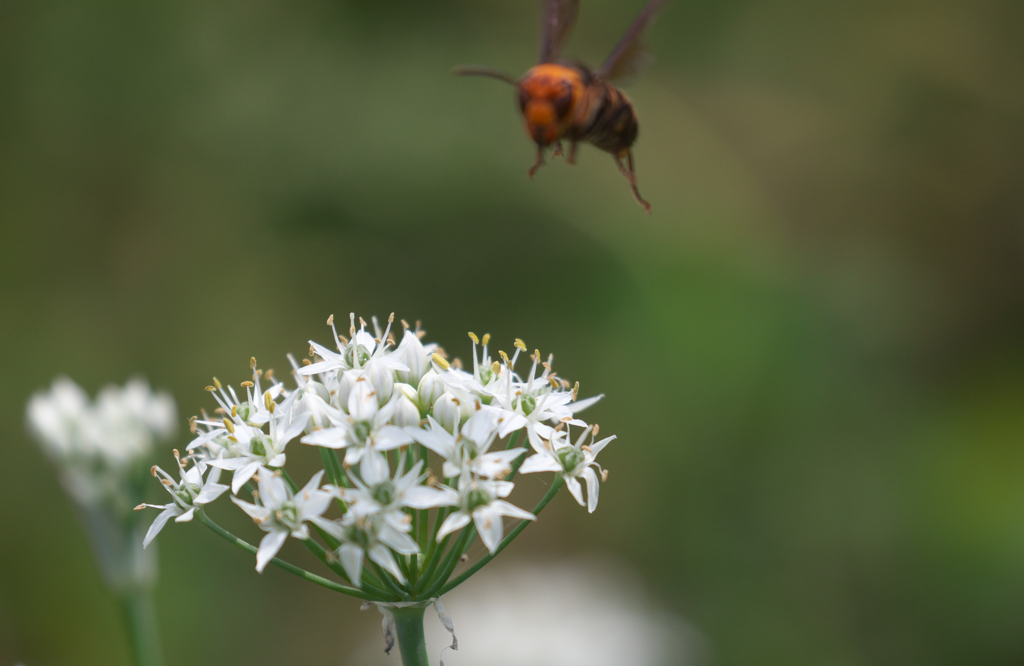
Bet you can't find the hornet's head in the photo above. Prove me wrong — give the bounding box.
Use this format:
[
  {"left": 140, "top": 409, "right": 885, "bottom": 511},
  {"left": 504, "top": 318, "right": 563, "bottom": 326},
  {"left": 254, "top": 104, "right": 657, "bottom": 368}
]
[{"left": 517, "top": 64, "right": 585, "bottom": 146}]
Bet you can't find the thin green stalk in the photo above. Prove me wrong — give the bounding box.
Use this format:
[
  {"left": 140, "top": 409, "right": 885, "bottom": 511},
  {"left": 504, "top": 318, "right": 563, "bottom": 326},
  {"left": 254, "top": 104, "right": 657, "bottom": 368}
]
[
  {"left": 436, "top": 476, "right": 564, "bottom": 596},
  {"left": 416, "top": 528, "right": 449, "bottom": 589},
  {"left": 318, "top": 446, "right": 347, "bottom": 488},
  {"left": 302, "top": 532, "right": 397, "bottom": 601},
  {"left": 370, "top": 560, "right": 411, "bottom": 600},
  {"left": 419, "top": 526, "right": 474, "bottom": 599},
  {"left": 196, "top": 510, "right": 377, "bottom": 601},
  {"left": 119, "top": 587, "right": 163, "bottom": 666},
  {"left": 393, "top": 606, "right": 429, "bottom": 666}
]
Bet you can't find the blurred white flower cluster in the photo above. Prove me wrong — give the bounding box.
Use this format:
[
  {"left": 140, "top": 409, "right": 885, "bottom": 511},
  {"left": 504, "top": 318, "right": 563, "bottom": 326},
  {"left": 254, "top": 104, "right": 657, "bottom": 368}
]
[
  {"left": 26, "top": 377, "right": 177, "bottom": 590},
  {"left": 147, "top": 313, "right": 614, "bottom": 597},
  {"left": 27, "top": 377, "right": 177, "bottom": 509}
]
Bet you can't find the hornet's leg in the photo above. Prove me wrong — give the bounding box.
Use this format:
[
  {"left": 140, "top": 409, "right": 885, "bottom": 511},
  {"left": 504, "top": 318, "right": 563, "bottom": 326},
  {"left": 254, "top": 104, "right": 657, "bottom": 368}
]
[
  {"left": 528, "top": 144, "right": 546, "bottom": 179},
  {"left": 614, "top": 150, "right": 651, "bottom": 213},
  {"left": 567, "top": 141, "right": 578, "bottom": 165},
  {"left": 552, "top": 140, "right": 564, "bottom": 158}
]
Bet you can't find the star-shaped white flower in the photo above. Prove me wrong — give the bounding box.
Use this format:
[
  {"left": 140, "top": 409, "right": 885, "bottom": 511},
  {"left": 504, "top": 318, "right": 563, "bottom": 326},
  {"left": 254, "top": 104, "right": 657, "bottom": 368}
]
[
  {"left": 137, "top": 450, "right": 230, "bottom": 547},
  {"left": 299, "top": 378, "right": 413, "bottom": 473},
  {"left": 336, "top": 451, "right": 455, "bottom": 524},
  {"left": 297, "top": 313, "right": 408, "bottom": 379},
  {"left": 203, "top": 403, "right": 309, "bottom": 494},
  {"left": 231, "top": 468, "right": 333, "bottom": 572},
  {"left": 315, "top": 513, "right": 419, "bottom": 586},
  {"left": 519, "top": 425, "right": 614, "bottom": 513},
  {"left": 435, "top": 475, "right": 535, "bottom": 554},
  {"left": 407, "top": 409, "right": 525, "bottom": 479}
]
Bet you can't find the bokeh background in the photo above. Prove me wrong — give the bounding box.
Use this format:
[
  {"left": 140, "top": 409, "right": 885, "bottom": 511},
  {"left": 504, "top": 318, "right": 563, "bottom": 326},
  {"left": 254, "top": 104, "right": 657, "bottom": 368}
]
[{"left": 3, "top": 0, "right": 1024, "bottom": 664}]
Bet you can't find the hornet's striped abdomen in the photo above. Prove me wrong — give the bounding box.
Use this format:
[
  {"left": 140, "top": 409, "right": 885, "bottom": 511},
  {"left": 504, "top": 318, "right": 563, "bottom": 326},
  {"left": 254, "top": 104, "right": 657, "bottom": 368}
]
[{"left": 572, "top": 81, "right": 639, "bottom": 157}]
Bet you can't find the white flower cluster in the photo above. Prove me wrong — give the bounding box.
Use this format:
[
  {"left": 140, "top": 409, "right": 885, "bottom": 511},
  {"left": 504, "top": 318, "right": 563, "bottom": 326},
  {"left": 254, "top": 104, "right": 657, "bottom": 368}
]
[
  {"left": 26, "top": 377, "right": 177, "bottom": 507},
  {"left": 146, "top": 313, "right": 614, "bottom": 592}
]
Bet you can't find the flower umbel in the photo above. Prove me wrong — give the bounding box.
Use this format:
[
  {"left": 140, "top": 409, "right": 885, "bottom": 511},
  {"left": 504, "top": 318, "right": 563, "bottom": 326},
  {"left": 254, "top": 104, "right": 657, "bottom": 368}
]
[{"left": 146, "top": 312, "right": 617, "bottom": 665}]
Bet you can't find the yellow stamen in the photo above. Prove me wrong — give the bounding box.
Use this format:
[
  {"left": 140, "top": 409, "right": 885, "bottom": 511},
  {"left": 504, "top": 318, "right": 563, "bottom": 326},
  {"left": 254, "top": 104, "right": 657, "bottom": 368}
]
[
  {"left": 481, "top": 333, "right": 490, "bottom": 346},
  {"left": 212, "top": 377, "right": 222, "bottom": 389},
  {"left": 431, "top": 353, "right": 449, "bottom": 370},
  {"left": 514, "top": 338, "right": 526, "bottom": 351},
  {"left": 468, "top": 332, "right": 479, "bottom": 344},
  {"left": 241, "top": 381, "right": 254, "bottom": 388},
  {"left": 327, "top": 314, "right": 334, "bottom": 325},
  {"left": 222, "top": 418, "right": 235, "bottom": 434}
]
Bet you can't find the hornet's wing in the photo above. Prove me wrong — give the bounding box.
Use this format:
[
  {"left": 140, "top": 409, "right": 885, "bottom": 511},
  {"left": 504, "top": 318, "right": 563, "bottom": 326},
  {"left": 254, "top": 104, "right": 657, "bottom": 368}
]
[
  {"left": 596, "top": 0, "right": 668, "bottom": 83},
  {"left": 539, "top": 0, "right": 581, "bottom": 63}
]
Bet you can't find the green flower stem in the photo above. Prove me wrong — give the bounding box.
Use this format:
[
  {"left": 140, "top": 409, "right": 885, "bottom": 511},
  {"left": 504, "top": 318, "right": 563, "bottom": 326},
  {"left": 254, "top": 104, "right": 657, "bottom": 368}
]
[
  {"left": 301, "top": 531, "right": 397, "bottom": 601},
  {"left": 415, "top": 530, "right": 450, "bottom": 592},
  {"left": 196, "top": 510, "right": 377, "bottom": 601},
  {"left": 119, "top": 587, "right": 163, "bottom": 666},
  {"left": 419, "top": 526, "right": 474, "bottom": 599},
  {"left": 396, "top": 547, "right": 414, "bottom": 583},
  {"left": 436, "top": 475, "right": 564, "bottom": 597},
  {"left": 318, "top": 447, "right": 347, "bottom": 488},
  {"left": 421, "top": 506, "right": 448, "bottom": 562},
  {"left": 393, "top": 606, "right": 429, "bottom": 666},
  {"left": 370, "top": 560, "right": 411, "bottom": 600}
]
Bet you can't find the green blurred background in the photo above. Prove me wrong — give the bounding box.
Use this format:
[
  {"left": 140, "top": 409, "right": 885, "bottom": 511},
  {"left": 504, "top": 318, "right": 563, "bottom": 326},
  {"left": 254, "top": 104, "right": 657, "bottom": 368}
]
[{"left": 3, "top": 0, "right": 1024, "bottom": 664}]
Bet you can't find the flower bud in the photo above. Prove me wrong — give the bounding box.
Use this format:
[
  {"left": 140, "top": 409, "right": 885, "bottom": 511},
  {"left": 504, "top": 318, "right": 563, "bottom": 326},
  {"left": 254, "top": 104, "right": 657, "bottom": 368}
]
[
  {"left": 306, "top": 380, "right": 331, "bottom": 405},
  {"left": 337, "top": 369, "right": 360, "bottom": 413},
  {"left": 417, "top": 370, "right": 445, "bottom": 414},
  {"left": 348, "top": 379, "right": 379, "bottom": 421},
  {"left": 302, "top": 381, "right": 334, "bottom": 430},
  {"left": 364, "top": 359, "right": 395, "bottom": 404},
  {"left": 396, "top": 330, "right": 429, "bottom": 386},
  {"left": 391, "top": 391, "right": 421, "bottom": 428},
  {"left": 394, "top": 382, "right": 419, "bottom": 404},
  {"left": 433, "top": 392, "right": 461, "bottom": 434}
]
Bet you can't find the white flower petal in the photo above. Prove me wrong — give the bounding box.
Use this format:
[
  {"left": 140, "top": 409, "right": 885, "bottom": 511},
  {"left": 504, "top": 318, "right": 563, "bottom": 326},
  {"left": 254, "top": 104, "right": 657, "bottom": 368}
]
[
  {"left": 491, "top": 499, "right": 536, "bottom": 522},
  {"left": 194, "top": 482, "right": 229, "bottom": 505},
  {"left": 582, "top": 466, "right": 600, "bottom": 513},
  {"left": 368, "top": 544, "right": 407, "bottom": 584},
  {"left": 589, "top": 434, "right": 616, "bottom": 456},
  {"left": 143, "top": 506, "right": 180, "bottom": 548},
  {"left": 338, "top": 543, "right": 364, "bottom": 585},
  {"left": 374, "top": 426, "right": 414, "bottom": 451},
  {"left": 359, "top": 449, "right": 390, "bottom": 482},
  {"left": 379, "top": 525, "right": 420, "bottom": 554},
  {"left": 473, "top": 506, "right": 504, "bottom": 554},
  {"left": 255, "top": 530, "right": 288, "bottom": 573},
  {"left": 300, "top": 427, "right": 348, "bottom": 449},
  {"left": 518, "top": 453, "right": 561, "bottom": 475},
  {"left": 174, "top": 506, "right": 196, "bottom": 523},
  {"left": 231, "top": 461, "right": 262, "bottom": 495},
  {"left": 565, "top": 476, "right": 585, "bottom": 507},
  {"left": 436, "top": 512, "right": 471, "bottom": 541},
  {"left": 402, "top": 485, "right": 457, "bottom": 509}
]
